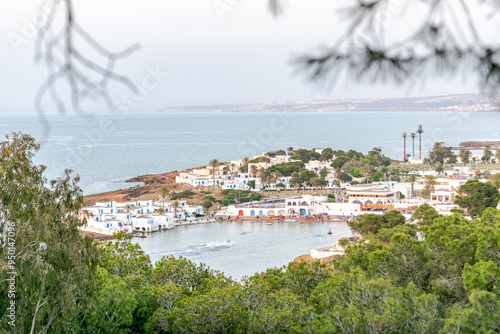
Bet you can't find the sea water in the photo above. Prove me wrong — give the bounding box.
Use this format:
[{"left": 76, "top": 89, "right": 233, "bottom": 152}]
[
  {"left": 1, "top": 111, "right": 499, "bottom": 195},
  {"left": 2, "top": 110, "right": 499, "bottom": 277},
  {"left": 134, "top": 220, "right": 353, "bottom": 280}
]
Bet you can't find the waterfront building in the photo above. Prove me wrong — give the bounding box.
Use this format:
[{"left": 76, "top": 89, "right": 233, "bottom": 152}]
[
  {"left": 346, "top": 184, "right": 401, "bottom": 205},
  {"left": 81, "top": 199, "right": 202, "bottom": 234}
]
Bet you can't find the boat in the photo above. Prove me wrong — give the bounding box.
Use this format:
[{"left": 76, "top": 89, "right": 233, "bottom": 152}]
[
  {"left": 266, "top": 223, "right": 272, "bottom": 225},
  {"left": 328, "top": 230, "right": 332, "bottom": 235},
  {"left": 285, "top": 219, "right": 297, "bottom": 222}
]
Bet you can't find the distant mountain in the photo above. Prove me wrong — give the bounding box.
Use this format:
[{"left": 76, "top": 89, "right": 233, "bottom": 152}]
[{"left": 159, "top": 94, "right": 500, "bottom": 113}]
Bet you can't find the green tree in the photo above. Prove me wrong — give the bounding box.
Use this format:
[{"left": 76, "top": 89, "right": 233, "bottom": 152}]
[
  {"left": 159, "top": 186, "right": 169, "bottom": 213},
  {"left": 249, "top": 164, "right": 258, "bottom": 177},
  {"left": 412, "top": 204, "right": 441, "bottom": 227},
  {"left": 490, "top": 173, "right": 500, "bottom": 188},
  {"left": 459, "top": 147, "right": 472, "bottom": 165},
  {"left": 0, "top": 133, "right": 99, "bottom": 333},
  {"left": 429, "top": 142, "right": 455, "bottom": 166},
  {"left": 172, "top": 201, "right": 180, "bottom": 218},
  {"left": 85, "top": 267, "right": 138, "bottom": 333},
  {"left": 409, "top": 174, "right": 417, "bottom": 195},
  {"left": 435, "top": 164, "right": 444, "bottom": 176},
  {"left": 99, "top": 232, "right": 152, "bottom": 286},
  {"left": 348, "top": 210, "right": 406, "bottom": 236},
  {"left": 421, "top": 175, "right": 437, "bottom": 201},
  {"left": 483, "top": 144, "right": 493, "bottom": 163},
  {"left": 310, "top": 269, "right": 442, "bottom": 333},
  {"left": 208, "top": 159, "right": 220, "bottom": 187},
  {"left": 339, "top": 172, "right": 352, "bottom": 182},
  {"left": 320, "top": 148, "right": 333, "bottom": 162},
  {"left": 454, "top": 180, "right": 500, "bottom": 218},
  {"left": 247, "top": 180, "right": 256, "bottom": 190},
  {"left": 327, "top": 193, "right": 335, "bottom": 203},
  {"left": 330, "top": 156, "right": 350, "bottom": 169},
  {"left": 309, "top": 177, "right": 322, "bottom": 190},
  {"left": 299, "top": 170, "right": 317, "bottom": 184},
  {"left": 319, "top": 166, "right": 329, "bottom": 179},
  {"left": 165, "top": 286, "right": 244, "bottom": 333}
]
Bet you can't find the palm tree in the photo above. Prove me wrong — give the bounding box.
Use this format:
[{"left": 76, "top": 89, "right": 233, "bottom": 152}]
[
  {"left": 410, "top": 132, "right": 416, "bottom": 157},
  {"left": 417, "top": 125, "right": 424, "bottom": 159},
  {"left": 155, "top": 207, "right": 165, "bottom": 215},
  {"left": 273, "top": 171, "right": 283, "bottom": 191},
  {"left": 287, "top": 147, "right": 294, "bottom": 155},
  {"left": 229, "top": 163, "right": 237, "bottom": 179},
  {"left": 258, "top": 167, "right": 269, "bottom": 188},
  {"left": 209, "top": 159, "right": 220, "bottom": 187},
  {"left": 172, "top": 201, "right": 180, "bottom": 218},
  {"left": 409, "top": 174, "right": 417, "bottom": 196},
  {"left": 421, "top": 175, "right": 437, "bottom": 201},
  {"left": 159, "top": 186, "right": 169, "bottom": 213},
  {"left": 360, "top": 166, "right": 371, "bottom": 183},
  {"left": 496, "top": 150, "right": 500, "bottom": 163},
  {"left": 483, "top": 145, "right": 493, "bottom": 163},
  {"left": 250, "top": 165, "right": 258, "bottom": 177},
  {"left": 402, "top": 131, "right": 407, "bottom": 163}
]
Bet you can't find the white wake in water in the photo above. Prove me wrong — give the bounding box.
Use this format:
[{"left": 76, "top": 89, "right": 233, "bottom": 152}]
[{"left": 153, "top": 240, "right": 235, "bottom": 258}]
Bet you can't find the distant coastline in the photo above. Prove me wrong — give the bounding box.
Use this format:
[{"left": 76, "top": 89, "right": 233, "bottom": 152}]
[
  {"left": 3, "top": 93, "right": 499, "bottom": 115},
  {"left": 157, "top": 93, "right": 499, "bottom": 113}
]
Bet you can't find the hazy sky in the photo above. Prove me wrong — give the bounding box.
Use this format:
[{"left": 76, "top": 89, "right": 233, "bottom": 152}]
[{"left": 0, "top": 0, "right": 479, "bottom": 111}]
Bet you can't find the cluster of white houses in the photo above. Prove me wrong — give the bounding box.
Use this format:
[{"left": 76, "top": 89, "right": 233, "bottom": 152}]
[
  {"left": 81, "top": 147, "right": 500, "bottom": 234},
  {"left": 219, "top": 176, "right": 478, "bottom": 218},
  {"left": 175, "top": 153, "right": 337, "bottom": 191},
  {"left": 80, "top": 199, "right": 204, "bottom": 235}
]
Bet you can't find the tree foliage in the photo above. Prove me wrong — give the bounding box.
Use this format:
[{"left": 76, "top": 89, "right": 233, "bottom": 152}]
[
  {"left": 454, "top": 180, "right": 500, "bottom": 218},
  {"left": 0, "top": 133, "right": 99, "bottom": 333},
  {"left": 429, "top": 142, "right": 455, "bottom": 166},
  {"left": 348, "top": 210, "right": 406, "bottom": 236},
  {"left": 412, "top": 203, "right": 441, "bottom": 227},
  {"left": 3, "top": 134, "right": 500, "bottom": 333}
]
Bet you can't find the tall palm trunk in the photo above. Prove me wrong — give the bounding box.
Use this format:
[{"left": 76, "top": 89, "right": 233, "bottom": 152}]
[
  {"left": 403, "top": 137, "right": 406, "bottom": 163},
  {"left": 419, "top": 134, "right": 421, "bottom": 159}
]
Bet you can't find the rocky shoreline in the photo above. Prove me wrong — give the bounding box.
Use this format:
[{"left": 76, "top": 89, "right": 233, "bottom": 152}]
[
  {"left": 83, "top": 171, "right": 183, "bottom": 204},
  {"left": 458, "top": 140, "right": 500, "bottom": 149}
]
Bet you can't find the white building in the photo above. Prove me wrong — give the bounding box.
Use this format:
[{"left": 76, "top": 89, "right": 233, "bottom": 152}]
[
  {"left": 346, "top": 184, "right": 401, "bottom": 205},
  {"left": 81, "top": 198, "right": 202, "bottom": 234}
]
